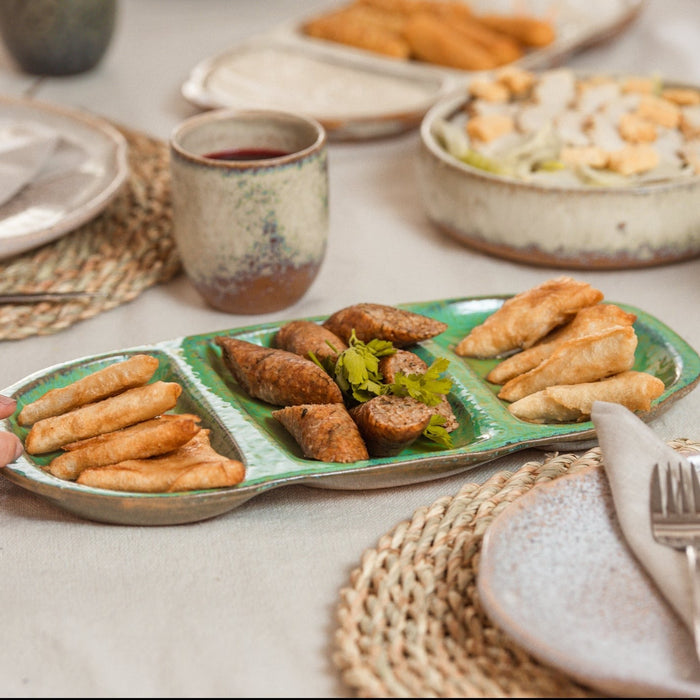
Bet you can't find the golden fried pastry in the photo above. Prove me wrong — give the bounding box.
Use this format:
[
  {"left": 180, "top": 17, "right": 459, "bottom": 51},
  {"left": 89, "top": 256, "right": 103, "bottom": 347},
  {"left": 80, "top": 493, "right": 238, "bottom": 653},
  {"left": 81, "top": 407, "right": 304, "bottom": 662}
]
[
  {"left": 508, "top": 371, "right": 665, "bottom": 423},
  {"left": 47, "top": 414, "right": 202, "bottom": 481},
  {"left": 456, "top": 276, "right": 604, "bottom": 358},
  {"left": 487, "top": 303, "right": 637, "bottom": 385},
  {"left": 76, "top": 429, "right": 245, "bottom": 493},
  {"left": 25, "top": 381, "right": 183, "bottom": 454},
  {"left": 303, "top": 8, "right": 410, "bottom": 58},
  {"left": 402, "top": 12, "right": 499, "bottom": 70},
  {"left": 448, "top": 14, "right": 523, "bottom": 66},
  {"left": 497, "top": 325, "right": 638, "bottom": 403},
  {"left": 18, "top": 354, "right": 159, "bottom": 426},
  {"left": 478, "top": 14, "right": 556, "bottom": 47}
]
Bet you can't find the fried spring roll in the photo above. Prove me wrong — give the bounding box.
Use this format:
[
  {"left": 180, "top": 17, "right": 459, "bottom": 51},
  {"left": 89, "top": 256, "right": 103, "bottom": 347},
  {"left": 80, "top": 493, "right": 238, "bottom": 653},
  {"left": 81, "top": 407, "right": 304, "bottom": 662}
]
[
  {"left": 47, "top": 414, "right": 202, "bottom": 481},
  {"left": 76, "top": 430, "right": 246, "bottom": 493},
  {"left": 303, "top": 9, "right": 410, "bottom": 58},
  {"left": 449, "top": 15, "right": 523, "bottom": 66},
  {"left": 274, "top": 320, "right": 348, "bottom": 364},
  {"left": 25, "top": 381, "right": 182, "bottom": 454},
  {"left": 349, "top": 394, "right": 432, "bottom": 457},
  {"left": 508, "top": 371, "right": 665, "bottom": 423},
  {"left": 322, "top": 302, "right": 447, "bottom": 347},
  {"left": 18, "top": 354, "right": 159, "bottom": 426},
  {"left": 486, "top": 303, "right": 637, "bottom": 385},
  {"left": 498, "top": 325, "right": 638, "bottom": 403},
  {"left": 215, "top": 336, "right": 343, "bottom": 406},
  {"left": 402, "top": 12, "right": 499, "bottom": 70},
  {"left": 357, "top": 0, "right": 473, "bottom": 22},
  {"left": 478, "top": 14, "right": 556, "bottom": 48},
  {"left": 455, "top": 276, "right": 604, "bottom": 358},
  {"left": 273, "top": 403, "right": 369, "bottom": 463}
]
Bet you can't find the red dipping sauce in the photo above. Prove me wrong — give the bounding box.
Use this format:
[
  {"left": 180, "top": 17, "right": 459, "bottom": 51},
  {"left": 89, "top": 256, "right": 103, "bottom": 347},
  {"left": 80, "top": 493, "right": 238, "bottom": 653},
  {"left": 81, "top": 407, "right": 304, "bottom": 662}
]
[{"left": 204, "top": 148, "right": 289, "bottom": 161}]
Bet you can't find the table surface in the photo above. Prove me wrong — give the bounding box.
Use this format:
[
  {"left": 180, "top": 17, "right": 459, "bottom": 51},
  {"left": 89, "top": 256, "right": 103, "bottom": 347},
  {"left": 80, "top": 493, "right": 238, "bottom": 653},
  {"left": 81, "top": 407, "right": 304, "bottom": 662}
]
[{"left": 1, "top": 1, "right": 699, "bottom": 697}]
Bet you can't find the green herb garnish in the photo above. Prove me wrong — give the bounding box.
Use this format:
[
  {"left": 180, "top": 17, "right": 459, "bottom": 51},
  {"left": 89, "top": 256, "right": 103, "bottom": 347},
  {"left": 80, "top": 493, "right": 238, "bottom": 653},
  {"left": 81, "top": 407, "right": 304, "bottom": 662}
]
[
  {"left": 422, "top": 414, "right": 454, "bottom": 449},
  {"left": 317, "top": 330, "right": 455, "bottom": 449},
  {"left": 388, "top": 357, "right": 452, "bottom": 406},
  {"left": 332, "top": 330, "right": 396, "bottom": 403}
]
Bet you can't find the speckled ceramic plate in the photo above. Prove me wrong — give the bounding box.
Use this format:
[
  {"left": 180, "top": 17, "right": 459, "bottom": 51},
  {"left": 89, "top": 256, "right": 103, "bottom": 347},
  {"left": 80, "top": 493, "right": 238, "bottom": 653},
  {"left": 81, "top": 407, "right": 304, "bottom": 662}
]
[
  {"left": 182, "top": 0, "right": 644, "bottom": 141},
  {"left": 1, "top": 296, "right": 698, "bottom": 526},
  {"left": 478, "top": 461, "right": 700, "bottom": 697},
  {"left": 0, "top": 95, "right": 129, "bottom": 259}
]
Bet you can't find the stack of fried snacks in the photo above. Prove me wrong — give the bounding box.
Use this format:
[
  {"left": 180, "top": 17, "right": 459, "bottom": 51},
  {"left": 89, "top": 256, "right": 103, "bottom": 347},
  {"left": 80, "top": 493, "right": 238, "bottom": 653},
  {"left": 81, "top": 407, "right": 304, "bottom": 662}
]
[
  {"left": 301, "top": 0, "right": 555, "bottom": 70},
  {"left": 454, "top": 276, "right": 665, "bottom": 423},
  {"left": 18, "top": 354, "right": 245, "bottom": 493}
]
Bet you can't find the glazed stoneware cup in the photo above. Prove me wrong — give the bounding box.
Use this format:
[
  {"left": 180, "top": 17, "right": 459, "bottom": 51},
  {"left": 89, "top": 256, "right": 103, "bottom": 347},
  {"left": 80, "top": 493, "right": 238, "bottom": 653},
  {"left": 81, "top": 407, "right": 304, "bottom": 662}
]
[{"left": 169, "top": 109, "right": 329, "bottom": 314}]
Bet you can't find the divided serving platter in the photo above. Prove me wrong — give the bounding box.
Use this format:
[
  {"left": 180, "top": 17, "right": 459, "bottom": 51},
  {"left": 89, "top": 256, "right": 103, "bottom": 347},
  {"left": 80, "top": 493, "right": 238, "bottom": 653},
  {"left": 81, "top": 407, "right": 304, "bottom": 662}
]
[{"left": 1, "top": 296, "right": 698, "bottom": 526}]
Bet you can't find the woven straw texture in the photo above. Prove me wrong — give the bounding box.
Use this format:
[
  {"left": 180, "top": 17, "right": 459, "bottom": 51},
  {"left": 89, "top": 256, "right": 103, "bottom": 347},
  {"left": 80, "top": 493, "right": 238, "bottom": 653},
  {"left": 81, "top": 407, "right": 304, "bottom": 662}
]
[
  {"left": 333, "top": 439, "right": 700, "bottom": 698},
  {"left": 0, "top": 126, "right": 181, "bottom": 341}
]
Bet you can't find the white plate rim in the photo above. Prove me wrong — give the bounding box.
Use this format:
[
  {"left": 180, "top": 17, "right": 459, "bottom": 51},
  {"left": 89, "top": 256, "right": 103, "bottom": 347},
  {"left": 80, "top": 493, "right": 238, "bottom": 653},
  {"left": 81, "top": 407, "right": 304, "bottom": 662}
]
[{"left": 0, "top": 94, "right": 129, "bottom": 260}]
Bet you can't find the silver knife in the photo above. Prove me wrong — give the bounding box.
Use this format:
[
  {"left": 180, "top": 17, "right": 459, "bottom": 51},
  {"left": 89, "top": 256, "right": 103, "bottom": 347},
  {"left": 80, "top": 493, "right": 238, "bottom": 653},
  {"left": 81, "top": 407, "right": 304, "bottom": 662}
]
[{"left": 0, "top": 292, "right": 106, "bottom": 303}]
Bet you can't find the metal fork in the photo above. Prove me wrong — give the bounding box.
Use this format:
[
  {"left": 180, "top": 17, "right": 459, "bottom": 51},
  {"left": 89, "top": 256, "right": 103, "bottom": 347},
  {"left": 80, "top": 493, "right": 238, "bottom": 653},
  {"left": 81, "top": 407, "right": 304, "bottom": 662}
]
[{"left": 650, "top": 460, "right": 700, "bottom": 661}]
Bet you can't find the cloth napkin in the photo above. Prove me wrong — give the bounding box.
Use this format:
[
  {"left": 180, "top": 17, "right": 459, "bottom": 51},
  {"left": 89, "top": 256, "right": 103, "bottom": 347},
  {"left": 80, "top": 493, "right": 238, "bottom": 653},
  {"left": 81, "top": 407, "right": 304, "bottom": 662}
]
[
  {"left": 591, "top": 400, "right": 699, "bottom": 633},
  {"left": 0, "top": 121, "right": 60, "bottom": 208}
]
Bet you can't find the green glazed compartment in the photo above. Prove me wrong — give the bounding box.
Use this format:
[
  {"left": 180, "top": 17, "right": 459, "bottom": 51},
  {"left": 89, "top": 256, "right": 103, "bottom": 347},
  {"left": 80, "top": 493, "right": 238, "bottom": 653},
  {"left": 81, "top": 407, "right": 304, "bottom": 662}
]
[{"left": 2, "top": 296, "right": 698, "bottom": 526}]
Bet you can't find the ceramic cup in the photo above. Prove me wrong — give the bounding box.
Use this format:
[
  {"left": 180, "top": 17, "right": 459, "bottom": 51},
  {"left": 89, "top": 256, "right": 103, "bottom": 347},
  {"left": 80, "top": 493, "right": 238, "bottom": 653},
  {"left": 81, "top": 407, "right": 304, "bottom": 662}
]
[
  {"left": 0, "top": 0, "right": 117, "bottom": 76},
  {"left": 169, "top": 109, "right": 329, "bottom": 314}
]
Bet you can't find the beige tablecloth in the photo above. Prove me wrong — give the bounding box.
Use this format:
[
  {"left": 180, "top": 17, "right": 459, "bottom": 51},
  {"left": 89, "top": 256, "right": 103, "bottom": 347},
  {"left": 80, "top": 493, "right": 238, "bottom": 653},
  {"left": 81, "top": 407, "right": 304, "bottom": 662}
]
[{"left": 0, "top": 1, "right": 699, "bottom": 696}]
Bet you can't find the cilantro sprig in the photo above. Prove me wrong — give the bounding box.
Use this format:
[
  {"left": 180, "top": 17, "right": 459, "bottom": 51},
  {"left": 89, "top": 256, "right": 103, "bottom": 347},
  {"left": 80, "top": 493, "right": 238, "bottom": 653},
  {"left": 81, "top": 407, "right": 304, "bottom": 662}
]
[
  {"left": 312, "top": 331, "right": 455, "bottom": 449},
  {"left": 332, "top": 330, "right": 396, "bottom": 403},
  {"left": 388, "top": 357, "right": 452, "bottom": 406}
]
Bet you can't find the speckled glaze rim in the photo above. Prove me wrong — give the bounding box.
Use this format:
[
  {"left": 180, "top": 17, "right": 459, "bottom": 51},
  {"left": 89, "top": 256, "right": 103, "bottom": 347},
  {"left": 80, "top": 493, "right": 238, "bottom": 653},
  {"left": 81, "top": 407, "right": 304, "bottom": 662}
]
[{"left": 169, "top": 107, "right": 327, "bottom": 169}]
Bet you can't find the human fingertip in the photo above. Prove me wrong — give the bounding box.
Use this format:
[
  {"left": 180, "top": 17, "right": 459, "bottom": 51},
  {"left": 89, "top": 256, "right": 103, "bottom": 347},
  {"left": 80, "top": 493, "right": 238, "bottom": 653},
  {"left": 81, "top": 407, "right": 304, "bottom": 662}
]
[{"left": 13, "top": 438, "right": 23, "bottom": 461}]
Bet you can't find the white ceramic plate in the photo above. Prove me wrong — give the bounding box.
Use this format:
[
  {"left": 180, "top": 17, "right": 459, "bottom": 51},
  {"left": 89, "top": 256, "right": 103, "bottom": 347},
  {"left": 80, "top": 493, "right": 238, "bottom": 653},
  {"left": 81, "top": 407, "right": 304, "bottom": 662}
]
[
  {"left": 478, "top": 460, "right": 700, "bottom": 697},
  {"left": 0, "top": 95, "right": 129, "bottom": 260},
  {"left": 182, "top": 0, "right": 645, "bottom": 141}
]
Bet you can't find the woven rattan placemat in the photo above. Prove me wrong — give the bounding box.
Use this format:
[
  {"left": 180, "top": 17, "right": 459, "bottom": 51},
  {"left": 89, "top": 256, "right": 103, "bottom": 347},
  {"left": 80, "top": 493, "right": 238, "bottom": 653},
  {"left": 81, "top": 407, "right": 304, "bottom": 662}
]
[
  {"left": 0, "top": 126, "right": 181, "bottom": 341},
  {"left": 333, "top": 439, "right": 700, "bottom": 698}
]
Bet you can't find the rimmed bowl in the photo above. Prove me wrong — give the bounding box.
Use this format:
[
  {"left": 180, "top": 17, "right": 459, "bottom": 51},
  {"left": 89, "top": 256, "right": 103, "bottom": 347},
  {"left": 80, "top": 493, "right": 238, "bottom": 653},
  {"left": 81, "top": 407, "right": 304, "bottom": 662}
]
[{"left": 417, "top": 83, "right": 700, "bottom": 270}]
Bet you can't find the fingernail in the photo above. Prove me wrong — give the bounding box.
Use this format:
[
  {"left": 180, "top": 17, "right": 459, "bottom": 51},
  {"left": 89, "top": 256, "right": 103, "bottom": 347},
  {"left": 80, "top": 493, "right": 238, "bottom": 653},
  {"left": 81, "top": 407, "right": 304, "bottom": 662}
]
[
  {"left": 0, "top": 395, "right": 16, "bottom": 408},
  {"left": 13, "top": 439, "right": 23, "bottom": 461}
]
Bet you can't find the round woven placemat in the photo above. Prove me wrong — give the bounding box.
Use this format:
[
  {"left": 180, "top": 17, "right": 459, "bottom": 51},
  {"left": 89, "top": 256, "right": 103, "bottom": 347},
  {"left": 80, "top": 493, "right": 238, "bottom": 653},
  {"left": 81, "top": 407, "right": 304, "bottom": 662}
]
[
  {"left": 0, "top": 126, "right": 181, "bottom": 341},
  {"left": 333, "top": 439, "right": 700, "bottom": 698}
]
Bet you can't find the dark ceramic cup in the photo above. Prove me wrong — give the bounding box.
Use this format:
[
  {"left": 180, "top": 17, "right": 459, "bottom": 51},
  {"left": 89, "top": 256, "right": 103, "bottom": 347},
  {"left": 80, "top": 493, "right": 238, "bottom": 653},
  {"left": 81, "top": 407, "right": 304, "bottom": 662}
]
[{"left": 0, "top": 0, "right": 117, "bottom": 76}]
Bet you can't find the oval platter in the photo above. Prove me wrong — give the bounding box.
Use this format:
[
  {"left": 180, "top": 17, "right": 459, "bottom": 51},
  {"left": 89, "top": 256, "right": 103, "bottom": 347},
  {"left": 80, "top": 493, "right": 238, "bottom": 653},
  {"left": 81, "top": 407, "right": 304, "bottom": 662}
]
[{"left": 1, "top": 296, "right": 698, "bottom": 526}]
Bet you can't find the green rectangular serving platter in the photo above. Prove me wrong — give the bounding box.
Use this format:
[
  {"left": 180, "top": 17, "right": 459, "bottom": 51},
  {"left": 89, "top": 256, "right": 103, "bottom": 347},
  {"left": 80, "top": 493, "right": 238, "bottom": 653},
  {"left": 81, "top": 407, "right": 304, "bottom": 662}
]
[{"left": 1, "top": 296, "right": 698, "bottom": 526}]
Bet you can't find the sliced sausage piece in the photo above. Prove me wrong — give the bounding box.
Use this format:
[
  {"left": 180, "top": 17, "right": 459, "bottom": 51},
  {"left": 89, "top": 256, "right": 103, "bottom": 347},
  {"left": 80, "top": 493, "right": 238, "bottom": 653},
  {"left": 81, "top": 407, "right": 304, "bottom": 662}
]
[
  {"left": 322, "top": 303, "right": 447, "bottom": 348},
  {"left": 349, "top": 394, "right": 433, "bottom": 457},
  {"left": 379, "top": 350, "right": 459, "bottom": 433},
  {"left": 272, "top": 403, "right": 369, "bottom": 463},
  {"left": 215, "top": 336, "right": 343, "bottom": 406},
  {"left": 378, "top": 348, "right": 429, "bottom": 382},
  {"left": 274, "top": 320, "right": 348, "bottom": 364}
]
